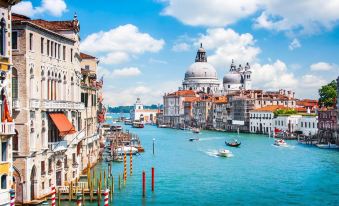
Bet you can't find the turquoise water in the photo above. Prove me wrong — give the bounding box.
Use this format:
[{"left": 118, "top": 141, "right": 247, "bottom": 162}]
[{"left": 57, "top": 117, "right": 339, "bottom": 205}]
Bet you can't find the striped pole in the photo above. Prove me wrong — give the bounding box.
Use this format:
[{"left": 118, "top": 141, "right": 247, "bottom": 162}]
[
  {"left": 9, "top": 189, "right": 15, "bottom": 206},
  {"left": 123, "top": 151, "right": 127, "bottom": 183},
  {"left": 130, "top": 149, "right": 133, "bottom": 176},
  {"left": 76, "top": 192, "right": 82, "bottom": 206},
  {"left": 104, "top": 189, "right": 109, "bottom": 206},
  {"left": 51, "top": 185, "right": 56, "bottom": 206}
]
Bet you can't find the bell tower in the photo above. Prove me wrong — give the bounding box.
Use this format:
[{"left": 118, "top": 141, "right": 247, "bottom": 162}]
[
  {"left": 195, "top": 43, "right": 207, "bottom": 62},
  {"left": 244, "top": 62, "right": 252, "bottom": 90}
]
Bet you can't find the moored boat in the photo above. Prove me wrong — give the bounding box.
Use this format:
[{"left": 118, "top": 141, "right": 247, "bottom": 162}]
[
  {"left": 132, "top": 121, "right": 144, "bottom": 128},
  {"left": 316, "top": 143, "right": 339, "bottom": 149},
  {"left": 217, "top": 149, "right": 232, "bottom": 157},
  {"left": 115, "top": 146, "right": 138, "bottom": 155},
  {"left": 158, "top": 124, "right": 168, "bottom": 128},
  {"left": 124, "top": 119, "right": 133, "bottom": 125},
  {"left": 192, "top": 128, "right": 200, "bottom": 133}
]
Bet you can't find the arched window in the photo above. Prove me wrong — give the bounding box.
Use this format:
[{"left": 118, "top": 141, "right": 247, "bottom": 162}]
[
  {"left": 12, "top": 68, "right": 18, "bottom": 99},
  {"left": 13, "top": 130, "right": 18, "bottom": 151},
  {"left": 1, "top": 174, "right": 7, "bottom": 189}
]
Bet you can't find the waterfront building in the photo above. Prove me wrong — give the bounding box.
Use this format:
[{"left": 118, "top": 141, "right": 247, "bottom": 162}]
[
  {"left": 249, "top": 105, "right": 286, "bottom": 134},
  {"left": 182, "top": 44, "right": 220, "bottom": 94},
  {"left": 192, "top": 95, "right": 214, "bottom": 129},
  {"left": 273, "top": 115, "right": 302, "bottom": 134},
  {"left": 163, "top": 90, "right": 197, "bottom": 127},
  {"left": 0, "top": 1, "right": 21, "bottom": 205},
  {"left": 296, "top": 99, "right": 318, "bottom": 113},
  {"left": 211, "top": 96, "right": 228, "bottom": 130},
  {"left": 80, "top": 52, "right": 102, "bottom": 171},
  {"left": 12, "top": 13, "right": 85, "bottom": 203},
  {"left": 130, "top": 98, "right": 157, "bottom": 123},
  {"left": 317, "top": 108, "right": 338, "bottom": 144},
  {"left": 298, "top": 115, "right": 318, "bottom": 136},
  {"left": 183, "top": 96, "right": 199, "bottom": 127},
  {"left": 223, "top": 60, "right": 252, "bottom": 93}
]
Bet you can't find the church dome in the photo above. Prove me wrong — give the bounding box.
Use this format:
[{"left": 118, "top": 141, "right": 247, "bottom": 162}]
[
  {"left": 223, "top": 72, "right": 242, "bottom": 84},
  {"left": 185, "top": 62, "right": 217, "bottom": 79}
]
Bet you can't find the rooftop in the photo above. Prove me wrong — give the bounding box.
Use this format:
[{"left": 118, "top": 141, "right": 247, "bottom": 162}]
[{"left": 252, "top": 105, "right": 287, "bottom": 112}]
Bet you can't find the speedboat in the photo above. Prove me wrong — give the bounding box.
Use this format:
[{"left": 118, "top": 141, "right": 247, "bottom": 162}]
[
  {"left": 274, "top": 139, "right": 287, "bottom": 147},
  {"left": 217, "top": 149, "right": 232, "bottom": 157},
  {"left": 225, "top": 139, "right": 241, "bottom": 147},
  {"left": 115, "top": 146, "right": 138, "bottom": 155},
  {"left": 189, "top": 137, "right": 199, "bottom": 142},
  {"left": 132, "top": 122, "right": 144, "bottom": 128}
]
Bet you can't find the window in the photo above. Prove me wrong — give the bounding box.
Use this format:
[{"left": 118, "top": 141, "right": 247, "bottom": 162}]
[
  {"left": 51, "top": 41, "right": 53, "bottom": 57},
  {"left": 313, "top": 122, "right": 315, "bottom": 128},
  {"left": 48, "top": 158, "right": 52, "bottom": 173},
  {"left": 40, "top": 37, "right": 44, "bottom": 54},
  {"left": 72, "top": 153, "right": 76, "bottom": 164},
  {"left": 12, "top": 31, "right": 18, "bottom": 50},
  {"left": 81, "top": 93, "right": 88, "bottom": 107},
  {"left": 29, "top": 33, "right": 33, "bottom": 51},
  {"left": 71, "top": 49, "right": 73, "bottom": 62},
  {"left": 0, "top": 17, "right": 6, "bottom": 56},
  {"left": 47, "top": 40, "right": 50, "bottom": 56},
  {"left": 54, "top": 43, "right": 57, "bottom": 58},
  {"left": 64, "top": 155, "right": 68, "bottom": 168},
  {"left": 85, "top": 65, "right": 89, "bottom": 70},
  {"left": 12, "top": 68, "right": 18, "bottom": 99},
  {"left": 1, "top": 175, "right": 6, "bottom": 189},
  {"left": 42, "top": 181, "right": 45, "bottom": 190},
  {"left": 1, "top": 142, "right": 7, "bottom": 161},
  {"left": 13, "top": 131, "right": 18, "bottom": 151},
  {"left": 63, "top": 46, "right": 66, "bottom": 60},
  {"left": 41, "top": 161, "right": 45, "bottom": 175},
  {"left": 58, "top": 44, "right": 60, "bottom": 59}
]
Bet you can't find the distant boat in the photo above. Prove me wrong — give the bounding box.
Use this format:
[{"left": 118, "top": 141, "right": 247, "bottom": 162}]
[
  {"left": 115, "top": 146, "right": 138, "bottom": 155},
  {"left": 274, "top": 139, "right": 287, "bottom": 147},
  {"left": 110, "top": 125, "right": 122, "bottom": 132},
  {"left": 132, "top": 122, "right": 144, "bottom": 128},
  {"left": 316, "top": 143, "right": 339, "bottom": 149},
  {"left": 158, "top": 124, "right": 168, "bottom": 128},
  {"left": 192, "top": 128, "right": 200, "bottom": 134},
  {"left": 225, "top": 139, "right": 241, "bottom": 147},
  {"left": 124, "top": 119, "right": 133, "bottom": 125},
  {"left": 189, "top": 137, "right": 199, "bottom": 142}
]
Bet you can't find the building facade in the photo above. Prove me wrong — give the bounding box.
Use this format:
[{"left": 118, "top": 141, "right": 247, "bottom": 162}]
[
  {"left": 223, "top": 60, "right": 252, "bottom": 93},
  {"left": 12, "top": 13, "right": 86, "bottom": 203},
  {"left": 249, "top": 106, "right": 286, "bottom": 134},
  {"left": 0, "top": 1, "right": 21, "bottom": 205},
  {"left": 130, "top": 98, "right": 157, "bottom": 123}
]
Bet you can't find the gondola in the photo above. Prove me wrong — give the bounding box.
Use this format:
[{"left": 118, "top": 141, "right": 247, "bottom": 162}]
[{"left": 225, "top": 140, "right": 241, "bottom": 147}]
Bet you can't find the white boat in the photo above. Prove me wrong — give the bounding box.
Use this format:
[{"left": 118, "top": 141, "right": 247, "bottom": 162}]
[
  {"left": 217, "top": 149, "right": 232, "bottom": 157},
  {"left": 192, "top": 128, "right": 200, "bottom": 134},
  {"left": 115, "top": 146, "right": 138, "bottom": 155},
  {"left": 274, "top": 139, "right": 287, "bottom": 147},
  {"left": 158, "top": 124, "right": 168, "bottom": 128},
  {"left": 316, "top": 143, "right": 339, "bottom": 149}
]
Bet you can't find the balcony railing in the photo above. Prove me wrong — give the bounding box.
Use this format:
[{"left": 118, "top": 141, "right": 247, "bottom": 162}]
[
  {"left": 30, "top": 99, "right": 40, "bottom": 109},
  {"left": 0, "top": 122, "right": 15, "bottom": 135},
  {"left": 48, "top": 140, "right": 68, "bottom": 152},
  {"left": 71, "top": 130, "right": 86, "bottom": 145},
  {"left": 41, "top": 100, "right": 85, "bottom": 110},
  {"left": 86, "top": 134, "right": 99, "bottom": 145}
]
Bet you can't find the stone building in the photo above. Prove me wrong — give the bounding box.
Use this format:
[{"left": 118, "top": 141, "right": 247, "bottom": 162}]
[
  {"left": 192, "top": 95, "right": 214, "bottom": 129},
  {"left": 11, "top": 13, "right": 85, "bottom": 203},
  {"left": 317, "top": 108, "right": 337, "bottom": 144},
  {"left": 223, "top": 60, "right": 252, "bottom": 93},
  {"left": 0, "top": 1, "right": 21, "bottom": 205},
  {"left": 211, "top": 96, "right": 227, "bottom": 130},
  {"left": 130, "top": 98, "right": 158, "bottom": 123},
  {"left": 79, "top": 52, "right": 101, "bottom": 172}
]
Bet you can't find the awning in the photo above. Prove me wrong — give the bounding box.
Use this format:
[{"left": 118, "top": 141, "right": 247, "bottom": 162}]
[{"left": 49, "top": 113, "right": 76, "bottom": 137}]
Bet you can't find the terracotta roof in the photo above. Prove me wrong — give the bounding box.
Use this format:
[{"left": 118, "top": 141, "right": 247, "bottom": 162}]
[
  {"left": 253, "top": 105, "right": 287, "bottom": 112},
  {"left": 167, "top": 90, "right": 196, "bottom": 97},
  {"left": 184, "top": 97, "right": 200, "bottom": 102},
  {"left": 12, "top": 13, "right": 79, "bottom": 33},
  {"left": 80, "top": 52, "right": 96, "bottom": 59}
]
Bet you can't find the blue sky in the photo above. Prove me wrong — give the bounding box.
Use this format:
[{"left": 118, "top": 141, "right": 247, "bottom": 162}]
[{"left": 13, "top": 0, "right": 339, "bottom": 106}]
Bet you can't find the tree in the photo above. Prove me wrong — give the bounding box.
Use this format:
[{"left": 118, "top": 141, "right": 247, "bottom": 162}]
[{"left": 318, "top": 80, "right": 337, "bottom": 108}]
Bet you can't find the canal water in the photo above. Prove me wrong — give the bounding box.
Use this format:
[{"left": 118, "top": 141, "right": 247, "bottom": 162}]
[{"left": 58, "top": 117, "right": 339, "bottom": 205}]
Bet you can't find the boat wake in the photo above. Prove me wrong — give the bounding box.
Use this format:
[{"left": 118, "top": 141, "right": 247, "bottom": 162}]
[
  {"left": 204, "top": 149, "right": 234, "bottom": 158},
  {"left": 272, "top": 144, "right": 295, "bottom": 149},
  {"left": 198, "top": 137, "right": 223, "bottom": 141}
]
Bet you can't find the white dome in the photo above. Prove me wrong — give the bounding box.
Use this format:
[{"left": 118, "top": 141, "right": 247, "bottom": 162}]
[
  {"left": 223, "top": 72, "right": 242, "bottom": 84},
  {"left": 185, "top": 62, "right": 217, "bottom": 80}
]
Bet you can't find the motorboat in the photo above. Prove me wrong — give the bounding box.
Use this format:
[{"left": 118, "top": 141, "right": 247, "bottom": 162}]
[
  {"left": 192, "top": 128, "right": 200, "bottom": 134},
  {"left": 113, "top": 156, "right": 123, "bottom": 162},
  {"left": 158, "top": 124, "right": 168, "bottom": 128},
  {"left": 274, "top": 139, "right": 287, "bottom": 147},
  {"left": 189, "top": 137, "right": 199, "bottom": 142},
  {"left": 115, "top": 146, "right": 138, "bottom": 155},
  {"left": 124, "top": 119, "right": 133, "bottom": 125},
  {"left": 217, "top": 149, "right": 232, "bottom": 157},
  {"left": 110, "top": 125, "right": 122, "bottom": 132},
  {"left": 316, "top": 143, "right": 339, "bottom": 149},
  {"left": 225, "top": 139, "right": 241, "bottom": 147},
  {"left": 132, "top": 122, "right": 144, "bottom": 128}
]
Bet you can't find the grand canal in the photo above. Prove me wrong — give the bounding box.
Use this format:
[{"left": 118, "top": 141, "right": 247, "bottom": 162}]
[{"left": 58, "top": 118, "right": 339, "bottom": 206}]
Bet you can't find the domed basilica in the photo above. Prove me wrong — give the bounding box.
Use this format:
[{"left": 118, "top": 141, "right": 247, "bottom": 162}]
[{"left": 182, "top": 44, "right": 252, "bottom": 94}]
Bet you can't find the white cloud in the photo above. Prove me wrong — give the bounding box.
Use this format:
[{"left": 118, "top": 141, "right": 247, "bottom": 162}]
[
  {"left": 288, "top": 38, "right": 301, "bottom": 50},
  {"left": 98, "top": 67, "right": 141, "bottom": 78},
  {"left": 81, "top": 24, "right": 165, "bottom": 65},
  {"left": 300, "top": 74, "right": 327, "bottom": 89},
  {"left": 172, "top": 42, "right": 190, "bottom": 52},
  {"left": 310, "top": 62, "right": 336, "bottom": 71},
  {"left": 160, "top": 0, "right": 339, "bottom": 35},
  {"left": 13, "top": 0, "right": 67, "bottom": 17},
  {"left": 149, "top": 58, "right": 168, "bottom": 64},
  {"left": 196, "top": 28, "right": 260, "bottom": 69}
]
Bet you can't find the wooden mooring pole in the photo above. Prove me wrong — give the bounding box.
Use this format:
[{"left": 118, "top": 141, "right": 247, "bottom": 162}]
[{"left": 142, "top": 171, "right": 146, "bottom": 198}]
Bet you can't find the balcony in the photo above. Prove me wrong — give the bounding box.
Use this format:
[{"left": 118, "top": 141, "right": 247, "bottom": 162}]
[
  {"left": 0, "top": 122, "right": 15, "bottom": 135},
  {"left": 41, "top": 100, "right": 85, "bottom": 110},
  {"left": 48, "top": 140, "right": 68, "bottom": 152},
  {"left": 86, "top": 134, "right": 99, "bottom": 145},
  {"left": 30, "top": 99, "right": 40, "bottom": 109},
  {"left": 71, "top": 130, "right": 86, "bottom": 145},
  {"left": 12, "top": 99, "right": 20, "bottom": 110}
]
